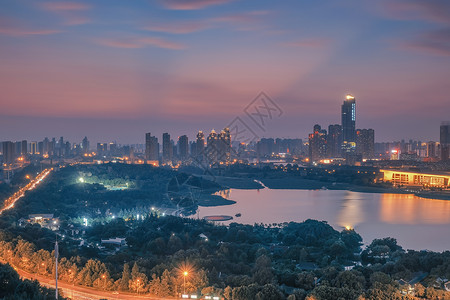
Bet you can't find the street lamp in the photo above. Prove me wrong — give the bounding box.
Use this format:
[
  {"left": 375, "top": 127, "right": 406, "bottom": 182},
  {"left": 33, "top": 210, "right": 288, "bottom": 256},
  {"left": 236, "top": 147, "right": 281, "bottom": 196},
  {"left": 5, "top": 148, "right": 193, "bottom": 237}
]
[
  {"left": 136, "top": 278, "right": 141, "bottom": 295},
  {"left": 183, "top": 271, "right": 188, "bottom": 294}
]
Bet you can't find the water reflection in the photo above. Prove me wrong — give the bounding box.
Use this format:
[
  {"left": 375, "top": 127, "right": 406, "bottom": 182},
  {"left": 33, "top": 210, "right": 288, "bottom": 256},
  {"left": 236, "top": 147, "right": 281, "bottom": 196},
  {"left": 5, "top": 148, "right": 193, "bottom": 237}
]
[
  {"left": 197, "top": 189, "right": 450, "bottom": 251},
  {"left": 337, "top": 191, "right": 365, "bottom": 229},
  {"left": 380, "top": 193, "right": 450, "bottom": 224}
]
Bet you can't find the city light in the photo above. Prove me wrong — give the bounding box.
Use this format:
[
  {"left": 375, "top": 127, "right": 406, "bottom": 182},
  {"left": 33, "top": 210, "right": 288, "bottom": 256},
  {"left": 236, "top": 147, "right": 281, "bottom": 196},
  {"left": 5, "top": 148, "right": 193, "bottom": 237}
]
[{"left": 79, "top": 177, "right": 85, "bottom": 183}]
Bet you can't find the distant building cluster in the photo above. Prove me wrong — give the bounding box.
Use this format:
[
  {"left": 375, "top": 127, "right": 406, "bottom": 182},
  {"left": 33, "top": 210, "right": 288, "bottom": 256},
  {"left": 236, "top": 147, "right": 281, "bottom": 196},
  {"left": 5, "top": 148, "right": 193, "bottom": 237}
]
[
  {"left": 308, "top": 94, "right": 375, "bottom": 164},
  {"left": 1, "top": 96, "right": 449, "bottom": 173}
]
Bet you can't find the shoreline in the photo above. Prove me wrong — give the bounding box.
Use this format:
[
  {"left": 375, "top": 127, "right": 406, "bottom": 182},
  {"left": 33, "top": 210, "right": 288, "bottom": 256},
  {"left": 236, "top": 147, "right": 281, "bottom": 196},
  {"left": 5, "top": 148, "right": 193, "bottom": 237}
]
[{"left": 202, "top": 176, "right": 450, "bottom": 201}]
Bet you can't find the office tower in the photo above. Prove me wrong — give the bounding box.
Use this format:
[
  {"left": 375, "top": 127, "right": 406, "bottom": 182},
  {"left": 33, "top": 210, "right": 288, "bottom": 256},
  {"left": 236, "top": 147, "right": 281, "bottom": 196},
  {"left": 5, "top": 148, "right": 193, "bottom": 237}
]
[
  {"left": 196, "top": 131, "right": 205, "bottom": 156},
  {"left": 109, "top": 143, "right": 117, "bottom": 156},
  {"left": 31, "top": 141, "right": 38, "bottom": 155},
  {"left": 356, "top": 129, "right": 375, "bottom": 159},
  {"left": 206, "top": 130, "right": 219, "bottom": 163},
  {"left": 178, "top": 135, "right": 189, "bottom": 160},
  {"left": 441, "top": 122, "right": 450, "bottom": 161},
  {"left": 82, "top": 137, "right": 90, "bottom": 153},
  {"left": 257, "top": 138, "right": 275, "bottom": 157},
  {"left": 2, "top": 141, "right": 15, "bottom": 165},
  {"left": 218, "top": 127, "right": 231, "bottom": 162},
  {"left": 427, "top": 141, "right": 438, "bottom": 158},
  {"left": 58, "top": 137, "right": 64, "bottom": 156},
  {"left": 43, "top": 137, "right": 50, "bottom": 155},
  {"left": 327, "top": 124, "right": 342, "bottom": 158},
  {"left": 341, "top": 94, "right": 356, "bottom": 156},
  {"left": 308, "top": 124, "right": 327, "bottom": 162},
  {"left": 21, "top": 140, "right": 27, "bottom": 157},
  {"left": 162, "top": 133, "right": 172, "bottom": 162},
  {"left": 145, "top": 133, "right": 159, "bottom": 161},
  {"left": 38, "top": 142, "right": 44, "bottom": 155},
  {"left": 97, "top": 143, "right": 108, "bottom": 155},
  {"left": 65, "top": 142, "right": 71, "bottom": 157}
]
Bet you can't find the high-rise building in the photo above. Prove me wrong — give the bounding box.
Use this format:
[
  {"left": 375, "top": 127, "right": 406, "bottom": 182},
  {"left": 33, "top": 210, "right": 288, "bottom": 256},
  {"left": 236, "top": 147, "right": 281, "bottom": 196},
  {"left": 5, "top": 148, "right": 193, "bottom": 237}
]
[
  {"left": 162, "top": 133, "right": 172, "bottom": 162},
  {"left": 257, "top": 138, "right": 275, "bottom": 157},
  {"left": 356, "top": 128, "right": 375, "bottom": 159},
  {"left": 341, "top": 94, "right": 356, "bottom": 157},
  {"left": 327, "top": 124, "right": 342, "bottom": 158},
  {"left": 82, "top": 137, "right": 90, "bottom": 153},
  {"left": 2, "top": 141, "right": 15, "bottom": 165},
  {"left": 145, "top": 133, "right": 159, "bottom": 161},
  {"left": 206, "top": 130, "right": 218, "bottom": 163},
  {"left": 196, "top": 131, "right": 205, "bottom": 156},
  {"left": 21, "top": 140, "right": 27, "bottom": 157},
  {"left": 441, "top": 122, "right": 450, "bottom": 161},
  {"left": 308, "top": 124, "right": 327, "bottom": 162},
  {"left": 31, "top": 141, "right": 38, "bottom": 155},
  {"left": 218, "top": 127, "right": 231, "bottom": 162},
  {"left": 97, "top": 143, "right": 108, "bottom": 155},
  {"left": 178, "top": 135, "right": 189, "bottom": 160}
]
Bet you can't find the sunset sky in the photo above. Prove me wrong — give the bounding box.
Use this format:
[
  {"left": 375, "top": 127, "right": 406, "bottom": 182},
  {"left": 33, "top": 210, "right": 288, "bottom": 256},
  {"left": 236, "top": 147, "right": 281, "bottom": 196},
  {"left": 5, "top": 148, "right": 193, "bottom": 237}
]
[{"left": 1, "top": 0, "right": 449, "bottom": 144}]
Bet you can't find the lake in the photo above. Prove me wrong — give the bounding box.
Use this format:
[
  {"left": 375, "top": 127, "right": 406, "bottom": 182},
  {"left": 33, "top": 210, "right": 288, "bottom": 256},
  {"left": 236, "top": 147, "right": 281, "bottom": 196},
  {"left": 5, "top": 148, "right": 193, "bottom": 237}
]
[{"left": 196, "top": 188, "right": 450, "bottom": 252}]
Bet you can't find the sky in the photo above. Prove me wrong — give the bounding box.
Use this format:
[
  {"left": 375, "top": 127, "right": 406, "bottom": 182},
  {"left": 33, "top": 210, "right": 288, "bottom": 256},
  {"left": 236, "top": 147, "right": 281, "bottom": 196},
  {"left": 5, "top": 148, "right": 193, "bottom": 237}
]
[{"left": 1, "top": 0, "right": 449, "bottom": 144}]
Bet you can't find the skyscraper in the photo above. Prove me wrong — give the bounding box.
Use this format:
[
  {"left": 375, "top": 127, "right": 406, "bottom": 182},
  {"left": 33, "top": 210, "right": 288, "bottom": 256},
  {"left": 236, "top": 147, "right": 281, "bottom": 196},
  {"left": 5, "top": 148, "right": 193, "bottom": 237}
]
[
  {"left": 327, "top": 124, "right": 342, "bottom": 158},
  {"left": 82, "top": 136, "right": 90, "bottom": 153},
  {"left": 1, "top": 141, "right": 15, "bottom": 165},
  {"left": 145, "top": 134, "right": 159, "bottom": 161},
  {"left": 178, "top": 135, "right": 189, "bottom": 160},
  {"left": 440, "top": 122, "right": 450, "bottom": 161},
  {"left": 356, "top": 128, "right": 375, "bottom": 159},
  {"left": 308, "top": 124, "right": 327, "bottom": 162},
  {"left": 341, "top": 94, "right": 356, "bottom": 158},
  {"left": 162, "top": 133, "right": 172, "bottom": 163}
]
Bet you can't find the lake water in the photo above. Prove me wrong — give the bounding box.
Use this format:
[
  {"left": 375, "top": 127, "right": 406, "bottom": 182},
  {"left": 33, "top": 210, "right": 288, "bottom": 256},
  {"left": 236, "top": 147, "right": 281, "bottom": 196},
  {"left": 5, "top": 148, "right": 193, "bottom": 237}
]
[{"left": 196, "top": 188, "right": 450, "bottom": 252}]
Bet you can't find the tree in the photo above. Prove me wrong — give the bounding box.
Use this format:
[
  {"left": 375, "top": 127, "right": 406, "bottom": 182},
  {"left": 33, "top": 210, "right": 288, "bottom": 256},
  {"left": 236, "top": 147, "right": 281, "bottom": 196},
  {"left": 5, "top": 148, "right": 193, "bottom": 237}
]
[
  {"left": 119, "top": 263, "right": 131, "bottom": 291},
  {"left": 255, "top": 284, "right": 285, "bottom": 300}
]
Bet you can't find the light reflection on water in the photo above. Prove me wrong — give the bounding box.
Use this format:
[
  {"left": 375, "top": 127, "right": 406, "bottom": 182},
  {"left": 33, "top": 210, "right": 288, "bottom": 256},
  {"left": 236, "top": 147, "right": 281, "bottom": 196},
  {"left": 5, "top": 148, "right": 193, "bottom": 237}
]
[{"left": 196, "top": 188, "right": 450, "bottom": 251}]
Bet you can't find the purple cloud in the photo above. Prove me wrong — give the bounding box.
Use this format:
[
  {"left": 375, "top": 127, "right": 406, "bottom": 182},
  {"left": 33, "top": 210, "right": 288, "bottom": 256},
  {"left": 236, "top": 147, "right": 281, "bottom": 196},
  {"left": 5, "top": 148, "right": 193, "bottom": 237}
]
[
  {"left": 283, "top": 38, "right": 332, "bottom": 48},
  {"left": 381, "top": 0, "right": 450, "bottom": 24},
  {"left": 161, "top": 0, "right": 235, "bottom": 10},
  {"left": 97, "top": 36, "right": 186, "bottom": 50},
  {"left": 400, "top": 28, "right": 450, "bottom": 56}
]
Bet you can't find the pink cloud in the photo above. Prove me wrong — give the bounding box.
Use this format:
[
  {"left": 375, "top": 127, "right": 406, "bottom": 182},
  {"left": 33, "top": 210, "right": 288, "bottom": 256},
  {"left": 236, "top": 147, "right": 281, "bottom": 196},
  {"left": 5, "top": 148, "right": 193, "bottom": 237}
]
[
  {"left": 0, "top": 27, "right": 61, "bottom": 36},
  {"left": 161, "top": 0, "right": 234, "bottom": 10},
  {"left": 41, "top": 2, "right": 91, "bottom": 12},
  {"left": 398, "top": 28, "right": 450, "bottom": 56},
  {"left": 381, "top": 0, "right": 450, "bottom": 24},
  {"left": 40, "top": 1, "right": 91, "bottom": 26},
  {"left": 97, "top": 36, "right": 186, "bottom": 50},
  {"left": 283, "top": 38, "right": 332, "bottom": 48},
  {"left": 145, "top": 21, "right": 209, "bottom": 34}
]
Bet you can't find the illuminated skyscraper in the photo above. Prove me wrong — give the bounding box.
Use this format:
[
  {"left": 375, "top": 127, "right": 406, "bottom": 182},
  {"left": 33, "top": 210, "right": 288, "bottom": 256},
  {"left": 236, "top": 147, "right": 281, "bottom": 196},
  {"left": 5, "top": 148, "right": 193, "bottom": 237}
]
[
  {"left": 356, "top": 128, "right": 375, "bottom": 159},
  {"left": 341, "top": 94, "right": 356, "bottom": 159},
  {"left": 308, "top": 124, "right": 327, "bottom": 162}
]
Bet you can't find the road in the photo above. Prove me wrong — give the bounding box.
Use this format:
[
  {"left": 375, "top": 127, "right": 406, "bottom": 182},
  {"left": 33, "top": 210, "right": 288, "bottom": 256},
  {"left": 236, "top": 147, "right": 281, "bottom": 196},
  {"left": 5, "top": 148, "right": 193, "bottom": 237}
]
[
  {"left": 14, "top": 266, "right": 174, "bottom": 300},
  {"left": 0, "top": 168, "right": 52, "bottom": 214}
]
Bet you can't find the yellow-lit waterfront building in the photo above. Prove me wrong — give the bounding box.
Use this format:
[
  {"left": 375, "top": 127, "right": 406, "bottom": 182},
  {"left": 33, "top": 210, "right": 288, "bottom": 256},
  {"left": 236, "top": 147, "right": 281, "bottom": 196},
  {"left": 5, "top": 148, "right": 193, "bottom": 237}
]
[{"left": 381, "top": 169, "right": 450, "bottom": 188}]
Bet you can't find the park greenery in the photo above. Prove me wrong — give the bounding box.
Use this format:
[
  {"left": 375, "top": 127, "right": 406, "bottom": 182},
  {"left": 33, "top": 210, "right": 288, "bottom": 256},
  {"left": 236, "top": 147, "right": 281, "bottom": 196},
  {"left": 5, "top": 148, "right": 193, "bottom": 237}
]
[
  {"left": 0, "top": 163, "right": 449, "bottom": 299},
  {"left": 0, "top": 262, "right": 65, "bottom": 300}
]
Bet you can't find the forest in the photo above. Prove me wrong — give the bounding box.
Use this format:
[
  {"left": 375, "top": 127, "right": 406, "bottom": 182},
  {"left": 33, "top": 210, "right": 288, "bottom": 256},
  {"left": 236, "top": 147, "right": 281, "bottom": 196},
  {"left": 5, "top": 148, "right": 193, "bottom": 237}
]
[{"left": 0, "top": 163, "right": 449, "bottom": 299}]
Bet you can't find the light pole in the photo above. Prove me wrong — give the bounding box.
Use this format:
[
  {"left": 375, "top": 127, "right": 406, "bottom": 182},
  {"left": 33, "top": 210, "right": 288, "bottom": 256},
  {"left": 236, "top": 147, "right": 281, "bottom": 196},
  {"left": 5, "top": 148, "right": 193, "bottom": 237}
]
[
  {"left": 102, "top": 274, "right": 106, "bottom": 290},
  {"left": 55, "top": 238, "right": 59, "bottom": 300},
  {"left": 136, "top": 279, "right": 140, "bottom": 295},
  {"left": 183, "top": 271, "right": 188, "bottom": 294}
]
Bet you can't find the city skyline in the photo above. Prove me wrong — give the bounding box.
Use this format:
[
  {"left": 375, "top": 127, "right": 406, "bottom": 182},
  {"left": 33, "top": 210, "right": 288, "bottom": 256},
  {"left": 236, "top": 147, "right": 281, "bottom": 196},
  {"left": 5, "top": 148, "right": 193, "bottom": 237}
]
[{"left": 2, "top": 0, "right": 450, "bottom": 143}]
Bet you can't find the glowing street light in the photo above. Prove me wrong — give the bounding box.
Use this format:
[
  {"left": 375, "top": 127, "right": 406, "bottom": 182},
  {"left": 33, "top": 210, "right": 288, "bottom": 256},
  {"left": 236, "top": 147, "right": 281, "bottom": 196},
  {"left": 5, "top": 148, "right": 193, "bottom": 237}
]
[
  {"left": 183, "top": 271, "right": 188, "bottom": 294},
  {"left": 78, "top": 177, "right": 85, "bottom": 183}
]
